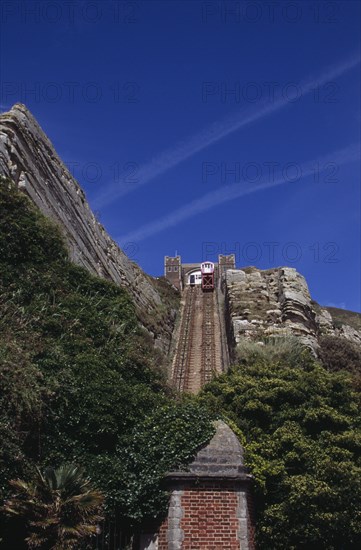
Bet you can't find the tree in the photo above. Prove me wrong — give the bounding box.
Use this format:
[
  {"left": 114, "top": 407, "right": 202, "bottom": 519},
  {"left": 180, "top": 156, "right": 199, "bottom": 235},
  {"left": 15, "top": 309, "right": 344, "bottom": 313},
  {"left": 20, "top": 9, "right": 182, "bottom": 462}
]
[
  {"left": 199, "top": 340, "right": 361, "bottom": 549},
  {"left": 3, "top": 465, "right": 104, "bottom": 549},
  {"left": 0, "top": 180, "right": 213, "bottom": 535}
]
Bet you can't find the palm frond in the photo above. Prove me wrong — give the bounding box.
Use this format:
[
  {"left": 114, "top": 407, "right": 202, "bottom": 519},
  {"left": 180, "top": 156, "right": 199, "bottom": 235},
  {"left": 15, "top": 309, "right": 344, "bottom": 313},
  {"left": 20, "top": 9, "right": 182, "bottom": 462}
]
[{"left": 3, "top": 464, "right": 105, "bottom": 549}]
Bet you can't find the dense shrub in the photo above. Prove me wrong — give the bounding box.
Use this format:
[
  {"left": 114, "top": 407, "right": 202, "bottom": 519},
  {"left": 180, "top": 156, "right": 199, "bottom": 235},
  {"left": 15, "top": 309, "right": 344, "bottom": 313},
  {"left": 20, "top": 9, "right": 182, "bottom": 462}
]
[
  {"left": 3, "top": 465, "right": 104, "bottom": 549},
  {"left": 200, "top": 340, "right": 361, "bottom": 549},
  {"left": 0, "top": 179, "right": 214, "bottom": 537},
  {"left": 3, "top": 177, "right": 360, "bottom": 548},
  {"left": 236, "top": 336, "right": 306, "bottom": 368},
  {"left": 319, "top": 334, "right": 361, "bottom": 376}
]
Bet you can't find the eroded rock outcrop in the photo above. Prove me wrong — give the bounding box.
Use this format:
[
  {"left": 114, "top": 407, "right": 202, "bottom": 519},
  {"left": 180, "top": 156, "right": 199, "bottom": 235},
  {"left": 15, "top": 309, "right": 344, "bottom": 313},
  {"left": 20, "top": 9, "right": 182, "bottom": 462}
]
[
  {"left": 0, "top": 103, "right": 175, "bottom": 354},
  {"left": 224, "top": 266, "right": 361, "bottom": 354}
]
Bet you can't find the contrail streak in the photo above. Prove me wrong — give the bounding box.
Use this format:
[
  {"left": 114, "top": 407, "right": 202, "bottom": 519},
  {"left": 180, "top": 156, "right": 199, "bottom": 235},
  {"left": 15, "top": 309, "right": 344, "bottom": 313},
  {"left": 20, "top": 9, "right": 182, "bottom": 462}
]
[
  {"left": 117, "top": 143, "right": 360, "bottom": 245},
  {"left": 94, "top": 53, "right": 360, "bottom": 209}
]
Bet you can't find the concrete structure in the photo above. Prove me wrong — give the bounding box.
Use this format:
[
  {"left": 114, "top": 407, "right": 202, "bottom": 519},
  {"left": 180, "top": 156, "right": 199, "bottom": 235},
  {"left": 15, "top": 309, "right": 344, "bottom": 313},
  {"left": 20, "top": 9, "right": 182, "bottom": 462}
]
[
  {"left": 165, "top": 255, "right": 236, "bottom": 290},
  {"left": 164, "top": 256, "right": 182, "bottom": 289},
  {"left": 140, "top": 421, "right": 255, "bottom": 550},
  {"left": 219, "top": 254, "right": 238, "bottom": 277}
]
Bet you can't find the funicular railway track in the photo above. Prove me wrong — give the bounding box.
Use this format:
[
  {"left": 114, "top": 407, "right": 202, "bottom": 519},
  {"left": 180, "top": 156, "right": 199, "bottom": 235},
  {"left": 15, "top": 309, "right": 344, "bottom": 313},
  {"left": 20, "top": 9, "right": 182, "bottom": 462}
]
[
  {"left": 171, "top": 284, "right": 222, "bottom": 393},
  {"left": 172, "top": 286, "right": 197, "bottom": 391},
  {"left": 201, "top": 291, "right": 217, "bottom": 386}
]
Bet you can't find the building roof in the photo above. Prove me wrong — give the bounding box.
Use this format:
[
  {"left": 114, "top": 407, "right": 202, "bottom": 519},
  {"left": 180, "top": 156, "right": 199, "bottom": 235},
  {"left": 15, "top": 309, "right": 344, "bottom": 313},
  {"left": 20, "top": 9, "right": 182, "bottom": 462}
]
[{"left": 166, "top": 421, "right": 251, "bottom": 481}]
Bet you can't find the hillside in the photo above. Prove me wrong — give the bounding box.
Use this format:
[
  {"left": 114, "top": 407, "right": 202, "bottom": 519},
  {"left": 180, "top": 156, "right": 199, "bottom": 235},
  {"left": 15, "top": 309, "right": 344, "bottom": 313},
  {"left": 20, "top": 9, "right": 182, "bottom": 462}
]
[
  {"left": 0, "top": 178, "right": 213, "bottom": 545},
  {"left": 1, "top": 105, "right": 360, "bottom": 549},
  {"left": 325, "top": 306, "right": 361, "bottom": 332},
  {"left": 1, "top": 104, "right": 359, "bottom": 365},
  {"left": 0, "top": 104, "right": 177, "bottom": 356}
]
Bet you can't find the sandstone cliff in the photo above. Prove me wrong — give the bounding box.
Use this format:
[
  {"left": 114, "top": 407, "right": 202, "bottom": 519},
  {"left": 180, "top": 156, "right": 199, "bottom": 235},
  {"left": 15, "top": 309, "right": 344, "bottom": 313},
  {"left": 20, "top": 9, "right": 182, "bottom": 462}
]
[
  {"left": 224, "top": 266, "right": 361, "bottom": 354},
  {"left": 0, "top": 103, "right": 176, "bottom": 354}
]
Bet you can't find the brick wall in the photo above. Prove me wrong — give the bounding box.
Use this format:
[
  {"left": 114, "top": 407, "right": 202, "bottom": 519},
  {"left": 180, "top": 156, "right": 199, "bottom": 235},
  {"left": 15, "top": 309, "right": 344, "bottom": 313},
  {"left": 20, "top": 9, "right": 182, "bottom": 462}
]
[
  {"left": 180, "top": 484, "right": 239, "bottom": 550},
  {"left": 157, "top": 517, "right": 168, "bottom": 549},
  {"left": 138, "top": 421, "right": 255, "bottom": 550},
  {"left": 156, "top": 482, "right": 255, "bottom": 550}
]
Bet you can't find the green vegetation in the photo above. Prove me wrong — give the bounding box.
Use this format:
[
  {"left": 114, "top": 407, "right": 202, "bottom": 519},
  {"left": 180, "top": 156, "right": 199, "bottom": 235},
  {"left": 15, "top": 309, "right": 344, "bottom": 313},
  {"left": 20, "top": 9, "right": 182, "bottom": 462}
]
[
  {"left": 1, "top": 177, "right": 361, "bottom": 549},
  {"left": 311, "top": 300, "right": 361, "bottom": 333},
  {"left": 236, "top": 335, "right": 305, "bottom": 367},
  {"left": 319, "top": 335, "right": 361, "bottom": 379},
  {"left": 0, "top": 178, "right": 214, "bottom": 544},
  {"left": 326, "top": 306, "right": 361, "bottom": 333},
  {"left": 3, "top": 465, "right": 104, "bottom": 549},
  {"left": 200, "top": 339, "right": 361, "bottom": 549},
  {"left": 140, "top": 275, "right": 180, "bottom": 348}
]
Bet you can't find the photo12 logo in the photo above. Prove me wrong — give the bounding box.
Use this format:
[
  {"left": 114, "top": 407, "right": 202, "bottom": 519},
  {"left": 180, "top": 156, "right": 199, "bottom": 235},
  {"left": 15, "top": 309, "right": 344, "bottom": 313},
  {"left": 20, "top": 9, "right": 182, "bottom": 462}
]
[
  {"left": 0, "top": 1, "right": 141, "bottom": 25},
  {"left": 65, "top": 161, "right": 140, "bottom": 187},
  {"left": 202, "top": 241, "right": 340, "bottom": 264},
  {"left": 201, "top": 161, "right": 339, "bottom": 185},
  {"left": 122, "top": 241, "right": 140, "bottom": 261},
  {"left": 201, "top": 1, "right": 341, "bottom": 25},
  {"left": 0, "top": 81, "right": 140, "bottom": 105},
  {"left": 201, "top": 80, "right": 340, "bottom": 104}
]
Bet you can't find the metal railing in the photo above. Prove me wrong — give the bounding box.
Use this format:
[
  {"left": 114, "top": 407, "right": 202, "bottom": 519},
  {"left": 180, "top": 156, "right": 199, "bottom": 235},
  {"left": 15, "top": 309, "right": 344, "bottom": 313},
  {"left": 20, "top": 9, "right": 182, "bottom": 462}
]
[{"left": 83, "top": 520, "right": 133, "bottom": 550}]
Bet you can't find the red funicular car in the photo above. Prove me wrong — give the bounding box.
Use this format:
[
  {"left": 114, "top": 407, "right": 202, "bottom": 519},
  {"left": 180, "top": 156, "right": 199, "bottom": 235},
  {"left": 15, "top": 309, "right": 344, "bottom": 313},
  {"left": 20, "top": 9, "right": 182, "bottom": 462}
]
[{"left": 201, "top": 262, "right": 215, "bottom": 291}]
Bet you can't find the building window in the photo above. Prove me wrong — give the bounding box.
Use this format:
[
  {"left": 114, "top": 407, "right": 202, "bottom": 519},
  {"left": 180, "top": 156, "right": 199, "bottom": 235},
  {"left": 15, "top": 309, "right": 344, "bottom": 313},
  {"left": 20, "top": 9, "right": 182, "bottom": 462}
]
[
  {"left": 167, "top": 266, "right": 172, "bottom": 272},
  {"left": 173, "top": 266, "right": 178, "bottom": 271}
]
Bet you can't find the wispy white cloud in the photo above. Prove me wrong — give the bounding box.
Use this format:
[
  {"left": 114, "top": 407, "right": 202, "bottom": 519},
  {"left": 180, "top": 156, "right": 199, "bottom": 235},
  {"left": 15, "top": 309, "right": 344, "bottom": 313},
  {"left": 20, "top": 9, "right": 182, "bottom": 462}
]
[
  {"left": 94, "top": 53, "right": 360, "bottom": 209},
  {"left": 117, "top": 143, "right": 360, "bottom": 245}
]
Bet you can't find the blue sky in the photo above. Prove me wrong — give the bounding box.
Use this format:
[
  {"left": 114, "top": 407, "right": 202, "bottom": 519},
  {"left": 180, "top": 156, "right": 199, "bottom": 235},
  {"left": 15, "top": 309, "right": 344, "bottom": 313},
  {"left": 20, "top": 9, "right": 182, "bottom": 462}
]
[{"left": 1, "top": 0, "right": 360, "bottom": 311}]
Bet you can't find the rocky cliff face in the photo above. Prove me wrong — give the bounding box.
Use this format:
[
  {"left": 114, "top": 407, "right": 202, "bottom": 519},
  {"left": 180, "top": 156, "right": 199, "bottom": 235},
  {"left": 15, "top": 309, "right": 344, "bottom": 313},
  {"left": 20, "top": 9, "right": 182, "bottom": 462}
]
[
  {"left": 224, "top": 267, "right": 361, "bottom": 354},
  {"left": 1, "top": 104, "right": 358, "bottom": 362},
  {"left": 0, "top": 103, "right": 175, "bottom": 355}
]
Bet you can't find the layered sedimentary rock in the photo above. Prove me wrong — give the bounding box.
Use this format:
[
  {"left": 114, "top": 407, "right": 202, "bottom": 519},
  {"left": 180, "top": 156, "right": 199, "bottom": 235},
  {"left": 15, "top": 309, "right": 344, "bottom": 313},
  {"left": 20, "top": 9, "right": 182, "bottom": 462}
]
[
  {"left": 0, "top": 103, "right": 174, "bottom": 354},
  {"left": 224, "top": 267, "right": 361, "bottom": 354}
]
